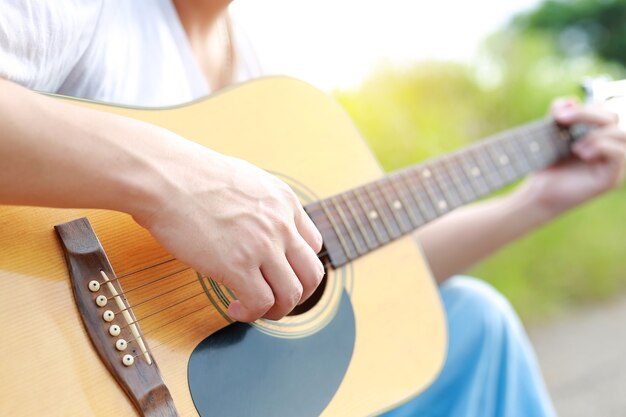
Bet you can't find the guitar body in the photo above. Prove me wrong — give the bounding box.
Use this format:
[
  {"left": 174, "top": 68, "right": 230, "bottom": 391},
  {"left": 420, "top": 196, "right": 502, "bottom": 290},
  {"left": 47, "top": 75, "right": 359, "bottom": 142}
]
[{"left": 0, "top": 77, "right": 446, "bottom": 416}]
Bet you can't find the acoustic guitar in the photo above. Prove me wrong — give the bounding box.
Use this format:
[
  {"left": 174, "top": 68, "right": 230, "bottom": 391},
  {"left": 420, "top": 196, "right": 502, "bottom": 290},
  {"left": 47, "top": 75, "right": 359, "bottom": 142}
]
[{"left": 0, "top": 77, "right": 623, "bottom": 417}]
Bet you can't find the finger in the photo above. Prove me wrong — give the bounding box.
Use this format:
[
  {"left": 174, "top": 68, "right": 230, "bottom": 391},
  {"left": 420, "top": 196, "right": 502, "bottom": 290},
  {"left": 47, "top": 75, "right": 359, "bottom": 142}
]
[
  {"left": 573, "top": 135, "right": 626, "bottom": 162},
  {"left": 573, "top": 126, "right": 626, "bottom": 150},
  {"left": 260, "top": 254, "right": 303, "bottom": 320},
  {"left": 225, "top": 268, "right": 275, "bottom": 323},
  {"left": 551, "top": 97, "right": 578, "bottom": 113},
  {"left": 286, "top": 238, "right": 325, "bottom": 303},
  {"left": 554, "top": 105, "right": 619, "bottom": 127},
  {"left": 295, "top": 206, "right": 323, "bottom": 253}
]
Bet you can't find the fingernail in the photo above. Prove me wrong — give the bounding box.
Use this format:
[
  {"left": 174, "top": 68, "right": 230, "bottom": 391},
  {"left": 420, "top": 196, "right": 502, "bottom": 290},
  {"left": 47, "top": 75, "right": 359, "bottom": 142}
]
[
  {"left": 318, "top": 260, "right": 326, "bottom": 276},
  {"left": 556, "top": 109, "right": 575, "bottom": 121},
  {"left": 554, "top": 98, "right": 570, "bottom": 109}
]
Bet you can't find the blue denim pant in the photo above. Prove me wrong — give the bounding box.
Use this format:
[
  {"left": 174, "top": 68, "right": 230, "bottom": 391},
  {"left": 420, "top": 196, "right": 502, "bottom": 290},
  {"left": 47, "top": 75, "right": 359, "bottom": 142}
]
[{"left": 383, "top": 276, "right": 557, "bottom": 417}]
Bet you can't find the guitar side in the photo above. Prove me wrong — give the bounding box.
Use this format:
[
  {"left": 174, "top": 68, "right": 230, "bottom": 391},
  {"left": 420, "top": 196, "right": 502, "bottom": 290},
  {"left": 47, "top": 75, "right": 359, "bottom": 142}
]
[{"left": 0, "top": 77, "right": 446, "bottom": 416}]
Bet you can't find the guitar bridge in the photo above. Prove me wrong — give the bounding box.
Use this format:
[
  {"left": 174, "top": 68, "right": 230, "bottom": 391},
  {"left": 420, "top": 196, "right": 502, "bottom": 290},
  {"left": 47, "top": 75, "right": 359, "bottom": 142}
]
[{"left": 56, "top": 218, "right": 178, "bottom": 417}]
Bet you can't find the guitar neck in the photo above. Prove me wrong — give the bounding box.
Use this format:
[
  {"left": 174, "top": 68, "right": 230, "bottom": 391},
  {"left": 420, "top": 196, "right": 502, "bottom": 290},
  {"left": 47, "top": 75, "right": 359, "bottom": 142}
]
[{"left": 306, "top": 118, "right": 589, "bottom": 268}]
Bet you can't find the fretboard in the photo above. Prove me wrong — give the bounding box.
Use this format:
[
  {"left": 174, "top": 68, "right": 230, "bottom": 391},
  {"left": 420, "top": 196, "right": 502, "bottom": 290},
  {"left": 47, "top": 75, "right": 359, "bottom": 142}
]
[{"left": 305, "top": 118, "right": 590, "bottom": 268}]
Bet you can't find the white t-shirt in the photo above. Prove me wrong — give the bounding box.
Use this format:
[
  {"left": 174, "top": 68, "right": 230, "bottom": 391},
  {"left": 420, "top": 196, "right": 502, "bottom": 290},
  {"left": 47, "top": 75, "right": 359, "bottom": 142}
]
[{"left": 0, "top": 0, "right": 262, "bottom": 107}]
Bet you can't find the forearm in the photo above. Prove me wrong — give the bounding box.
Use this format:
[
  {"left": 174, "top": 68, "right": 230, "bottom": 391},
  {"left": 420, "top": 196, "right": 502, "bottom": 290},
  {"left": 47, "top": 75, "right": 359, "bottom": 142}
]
[
  {"left": 0, "top": 79, "right": 175, "bottom": 218},
  {"left": 0, "top": 79, "right": 325, "bottom": 322},
  {"left": 416, "top": 183, "right": 556, "bottom": 283}
]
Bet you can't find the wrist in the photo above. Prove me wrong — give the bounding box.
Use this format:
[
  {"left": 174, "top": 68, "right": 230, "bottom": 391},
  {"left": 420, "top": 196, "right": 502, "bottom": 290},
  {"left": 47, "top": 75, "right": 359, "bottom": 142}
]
[
  {"left": 102, "top": 124, "right": 180, "bottom": 224},
  {"left": 511, "top": 178, "right": 565, "bottom": 225}
]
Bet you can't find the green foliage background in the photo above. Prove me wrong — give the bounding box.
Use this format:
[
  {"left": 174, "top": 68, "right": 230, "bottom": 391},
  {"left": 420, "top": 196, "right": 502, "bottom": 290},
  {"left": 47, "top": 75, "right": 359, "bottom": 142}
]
[{"left": 334, "top": 2, "right": 626, "bottom": 321}]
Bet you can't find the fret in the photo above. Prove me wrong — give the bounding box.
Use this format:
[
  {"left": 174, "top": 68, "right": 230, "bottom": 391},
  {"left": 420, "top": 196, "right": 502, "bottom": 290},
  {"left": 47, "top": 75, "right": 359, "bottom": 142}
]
[
  {"left": 527, "top": 124, "right": 558, "bottom": 167},
  {"left": 455, "top": 151, "right": 491, "bottom": 196},
  {"left": 550, "top": 123, "right": 572, "bottom": 159},
  {"left": 320, "top": 199, "right": 357, "bottom": 260},
  {"left": 496, "top": 136, "right": 527, "bottom": 177},
  {"left": 305, "top": 202, "right": 348, "bottom": 266},
  {"left": 445, "top": 154, "right": 477, "bottom": 202},
  {"left": 388, "top": 174, "right": 424, "bottom": 228},
  {"left": 332, "top": 196, "right": 368, "bottom": 255},
  {"left": 513, "top": 126, "right": 546, "bottom": 170},
  {"left": 541, "top": 132, "right": 564, "bottom": 166},
  {"left": 431, "top": 160, "right": 465, "bottom": 208},
  {"left": 411, "top": 165, "right": 451, "bottom": 215},
  {"left": 355, "top": 186, "right": 391, "bottom": 244},
  {"left": 305, "top": 117, "right": 585, "bottom": 268},
  {"left": 485, "top": 140, "right": 517, "bottom": 183},
  {"left": 378, "top": 179, "right": 414, "bottom": 233},
  {"left": 341, "top": 192, "right": 378, "bottom": 250},
  {"left": 468, "top": 146, "right": 503, "bottom": 189},
  {"left": 500, "top": 132, "right": 533, "bottom": 174},
  {"left": 398, "top": 171, "right": 438, "bottom": 222},
  {"left": 365, "top": 184, "right": 402, "bottom": 238}
]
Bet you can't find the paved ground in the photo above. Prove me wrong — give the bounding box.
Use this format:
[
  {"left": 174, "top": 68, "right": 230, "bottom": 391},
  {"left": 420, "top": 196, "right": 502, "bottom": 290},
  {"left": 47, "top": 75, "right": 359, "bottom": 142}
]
[{"left": 529, "top": 295, "right": 626, "bottom": 417}]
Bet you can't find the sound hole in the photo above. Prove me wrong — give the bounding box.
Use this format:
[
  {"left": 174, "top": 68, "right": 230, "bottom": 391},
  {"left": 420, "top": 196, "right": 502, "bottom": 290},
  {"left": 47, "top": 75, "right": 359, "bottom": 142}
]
[{"left": 288, "top": 273, "right": 327, "bottom": 316}]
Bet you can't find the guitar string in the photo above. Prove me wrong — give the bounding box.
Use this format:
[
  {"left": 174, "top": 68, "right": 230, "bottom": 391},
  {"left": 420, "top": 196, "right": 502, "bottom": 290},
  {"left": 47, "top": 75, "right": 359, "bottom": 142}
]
[
  {"left": 124, "top": 253, "right": 335, "bottom": 360},
  {"left": 120, "top": 291, "right": 208, "bottom": 330},
  {"left": 127, "top": 305, "right": 213, "bottom": 362},
  {"left": 114, "top": 277, "right": 198, "bottom": 312},
  {"left": 110, "top": 257, "right": 332, "bottom": 328},
  {"left": 98, "top": 131, "right": 546, "bottom": 316},
  {"left": 122, "top": 304, "right": 212, "bottom": 352},
  {"left": 100, "top": 248, "right": 332, "bottom": 326},
  {"left": 100, "top": 121, "right": 568, "bottom": 331},
  {"left": 127, "top": 259, "right": 339, "bottom": 361},
  {"left": 98, "top": 121, "right": 559, "bottom": 293},
  {"left": 106, "top": 266, "right": 191, "bottom": 300},
  {"left": 303, "top": 123, "right": 559, "bottom": 221},
  {"left": 101, "top": 116, "right": 563, "bottom": 287},
  {"left": 98, "top": 122, "right": 558, "bottom": 288},
  {"left": 98, "top": 132, "right": 547, "bottom": 318},
  {"left": 302, "top": 151, "right": 558, "bottom": 253},
  {"left": 108, "top": 122, "right": 570, "bottom": 360},
  {"left": 98, "top": 249, "right": 329, "bottom": 296},
  {"left": 115, "top": 257, "right": 178, "bottom": 280},
  {"left": 105, "top": 253, "right": 334, "bottom": 348}
]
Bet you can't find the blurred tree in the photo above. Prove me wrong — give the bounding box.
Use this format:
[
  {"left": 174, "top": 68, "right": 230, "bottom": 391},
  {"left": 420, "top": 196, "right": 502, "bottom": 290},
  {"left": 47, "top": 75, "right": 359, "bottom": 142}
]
[{"left": 515, "top": 0, "right": 626, "bottom": 66}]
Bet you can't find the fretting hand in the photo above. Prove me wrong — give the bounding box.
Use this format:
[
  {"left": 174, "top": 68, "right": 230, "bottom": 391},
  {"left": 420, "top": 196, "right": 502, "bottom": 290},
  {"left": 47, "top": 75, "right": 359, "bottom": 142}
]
[{"left": 523, "top": 99, "right": 626, "bottom": 215}]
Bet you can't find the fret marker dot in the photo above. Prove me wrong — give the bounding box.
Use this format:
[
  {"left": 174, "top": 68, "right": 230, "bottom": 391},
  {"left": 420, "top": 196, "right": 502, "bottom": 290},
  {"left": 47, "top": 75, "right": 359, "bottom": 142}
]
[
  {"left": 393, "top": 200, "right": 402, "bottom": 210},
  {"left": 471, "top": 167, "right": 481, "bottom": 177},
  {"left": 499, "top": 155, "right": 509, "bottom": 165},
  {"left": 438, "top": 200, "right": 448, "bottom": 210},
  {"left": 369, "top": 210, "right": 378, "bottom": 220},
  {"left": 530, "top": 142, "right": 539, "bottom": 153},
  {"left": 422, "top": 169, "right": 432, "bottom": 178}
]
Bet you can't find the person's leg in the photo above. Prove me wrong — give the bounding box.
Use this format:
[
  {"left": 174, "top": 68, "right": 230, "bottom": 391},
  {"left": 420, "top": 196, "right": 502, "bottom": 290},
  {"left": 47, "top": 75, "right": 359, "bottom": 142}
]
[{"left": 382, "top": 276, "right": 556, "bottom": 417}]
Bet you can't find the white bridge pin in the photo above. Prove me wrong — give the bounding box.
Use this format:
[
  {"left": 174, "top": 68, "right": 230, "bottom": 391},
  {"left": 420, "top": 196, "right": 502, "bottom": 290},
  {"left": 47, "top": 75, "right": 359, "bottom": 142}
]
[
  {"left": 88, "top": 280, "right": 100, "bottom": 292},
  {"left": 109, "top": 324, "right": 121, "bottom": 337},
  {"left": 122, "top": 354, "right": 134, "bottom": 367},
  {"left": 103, "top": 310, "right": 115, "bottom": 322},
  {"left": 116, "top": 339, "right": 128, "bottom": 351},
  {"left": 95, "top": 295, "right": 107, "bottom": 307}
]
